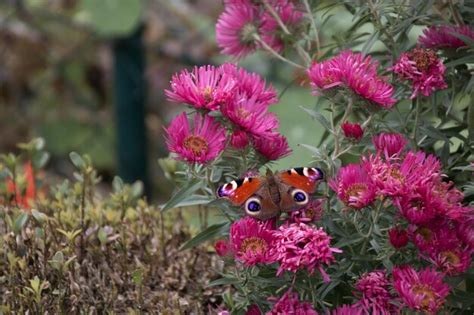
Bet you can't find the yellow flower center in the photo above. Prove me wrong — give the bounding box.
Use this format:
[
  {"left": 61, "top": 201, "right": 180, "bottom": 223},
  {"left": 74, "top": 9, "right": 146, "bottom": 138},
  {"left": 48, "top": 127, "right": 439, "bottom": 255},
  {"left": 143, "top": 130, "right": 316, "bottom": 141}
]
[
  {"left": 183, "top": 135, "right": 208, "bottom": 155},
  {"left": 389, "top": 167, "right": 405, "bottom": 183},
  {"left": 240, "top": 237, "right": 267, "bottom": 254},
  {"left": 441, "top": 250, "right": 460, "bottom": 265},
  {"left": 202, "top": 86, "right": 213, "bottom": 102},
  {"left": 408, "top": 48, "right": 438, "bottom": 72},
  {"left": 344, "top": 183, "right": 367, "bottom": 202},
  {"left": 416, "top": 227, "right": 433, "bottom": 241},
  {"left": 412, "top": 284, "right": 436, "bottom": 309},
  {"left": 237, "top": 107, "right": 251, "bottom": 120}
]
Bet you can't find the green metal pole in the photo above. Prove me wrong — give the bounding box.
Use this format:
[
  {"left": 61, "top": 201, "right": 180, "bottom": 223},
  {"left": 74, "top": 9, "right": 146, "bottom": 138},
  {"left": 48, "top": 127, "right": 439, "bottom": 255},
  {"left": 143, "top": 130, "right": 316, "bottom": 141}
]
[{"left": 113, "top": 26, "right": 150, "bottom": 196}]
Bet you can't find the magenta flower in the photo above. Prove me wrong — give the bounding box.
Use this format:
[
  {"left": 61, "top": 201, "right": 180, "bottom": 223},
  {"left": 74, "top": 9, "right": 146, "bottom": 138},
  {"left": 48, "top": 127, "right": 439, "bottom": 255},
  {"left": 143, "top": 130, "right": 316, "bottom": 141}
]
[
  {"left": 266, "top": 289, "right": 318, "bottom": 315},
  {"left": 260, "top": 1, "right": 303, "bottom": 53},
  {"left": 214, "top": 239, "right": 232, "bottom": 257},
  {"left": 230, "top": 130, "right": 250, "bottom": 149},
  {"left": 372, "top": 133, "right": 408, "bottom": 159},
  {"left": 354, "top": 271, "right": 395, "bottom": 314},
  {"left": 457, "top": 218, "right": 474, "bottom": 249},
  {"left": 229, "top": 216, "right": 275, "bottom": 266},
  {"left": 252, "top": 133, "right": 292, "bottom": 161},
  {"left": 290, "top": 199, "right": 325, "bottom": 224},
  {"left": 221, "top": 96, "right": 279, "bottom": 137},
  {"left": 388, "top": 226, "right": 409, "bottom": 249},
  {"left": 329, "top": 164, "right": 376, "bottom": 209},
  {"left": 330, "top": 304, "right": 364, "bottom": 315},
  {"left": 394, "top": 183, "right": 441, "bottom": 225},
  {"left": 164, "top": 113, "right": 226, "bottom": 164},
  {"left": 271, "top": 223, "right": 341, "bottom": 280},
  {"left": 392, "top": 48, "right": 447, "bottom": 98},
  {"left": 216, "top": 3, "right": 259, "bottom": 58},
  {"left": 245, "top": 304, "right": 262, "bottom": 315},
  {"left": 429, "top": 245, "right": 472, "bottom": 275},
  {"left": 165, "top": 65, "right": 235, "bottom": 110},
  {"left": 221, "top": 63, "right": 277, "bottom": 107},
  {"left": 341, "top": 122, "right": 364, "bottom": 141},
  {"left": 393, "top": 266, "right": 450, "bottom": 314},
  {"left": 419, "top": 25, "right": 474, "bottom": 49},
  {"left": 308, "top": 51, "right": 396, "bottom": 109},
  {"left": 408, "top": 221, "right": 458, "bottom": 254}
]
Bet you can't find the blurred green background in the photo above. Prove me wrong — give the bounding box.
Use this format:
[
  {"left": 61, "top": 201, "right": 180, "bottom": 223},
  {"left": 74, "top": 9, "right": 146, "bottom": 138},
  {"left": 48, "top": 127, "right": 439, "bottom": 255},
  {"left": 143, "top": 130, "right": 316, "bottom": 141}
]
[{"left": 0, "top": 0, "right": 424, "bottom": 203}]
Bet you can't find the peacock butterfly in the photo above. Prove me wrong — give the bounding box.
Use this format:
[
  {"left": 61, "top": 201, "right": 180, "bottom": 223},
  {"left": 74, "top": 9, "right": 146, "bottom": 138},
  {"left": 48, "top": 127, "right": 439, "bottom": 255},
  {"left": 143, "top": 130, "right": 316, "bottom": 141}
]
[{"left": 217, "top": 167, "right": 324, "bottom": 220}]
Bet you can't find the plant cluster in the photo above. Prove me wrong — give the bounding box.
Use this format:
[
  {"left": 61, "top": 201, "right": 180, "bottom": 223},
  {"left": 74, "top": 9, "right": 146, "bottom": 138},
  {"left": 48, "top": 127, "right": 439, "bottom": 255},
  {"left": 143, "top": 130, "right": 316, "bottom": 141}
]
[{"left": 161, "top": 1, "right": 474, "bottom": 314}]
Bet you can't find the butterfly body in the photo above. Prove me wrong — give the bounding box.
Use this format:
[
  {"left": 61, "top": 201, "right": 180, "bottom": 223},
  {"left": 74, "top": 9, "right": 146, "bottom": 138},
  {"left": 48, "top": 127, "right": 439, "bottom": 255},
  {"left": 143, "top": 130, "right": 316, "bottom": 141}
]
[{"left": 217, "top": 167, "right": 324, "bottom": 220}]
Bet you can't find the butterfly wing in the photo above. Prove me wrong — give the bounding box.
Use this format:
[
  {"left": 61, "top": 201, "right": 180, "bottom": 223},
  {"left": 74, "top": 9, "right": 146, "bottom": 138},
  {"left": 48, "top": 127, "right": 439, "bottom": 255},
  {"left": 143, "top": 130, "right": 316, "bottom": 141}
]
[
  {"left": 217, "top": 177, "right": 264, "bottom": 206},
  {"left": 276, "top": 167, "right": 324, "bottom": 211}
]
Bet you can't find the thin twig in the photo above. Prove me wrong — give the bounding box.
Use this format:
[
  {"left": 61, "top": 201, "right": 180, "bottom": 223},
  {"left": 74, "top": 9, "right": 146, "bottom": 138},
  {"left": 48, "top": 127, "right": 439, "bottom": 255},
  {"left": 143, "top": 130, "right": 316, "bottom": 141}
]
[
  {"left": 254, "top": 35, "right": 305, "bottom": 69},
  {"left": 303, "top": 0, "right": 320, "bottom": 56},
  {"left": 262, "top": 0, "right": 291, "bottom": 35}
]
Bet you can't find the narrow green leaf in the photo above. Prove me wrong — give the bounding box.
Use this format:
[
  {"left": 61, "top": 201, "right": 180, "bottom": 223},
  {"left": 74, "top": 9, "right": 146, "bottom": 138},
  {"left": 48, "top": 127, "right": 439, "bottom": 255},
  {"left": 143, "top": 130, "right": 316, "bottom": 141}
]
[
  {"left": 161, "top": 179, "right": 204, "bottom": 212},
  {"left": 300, "top": 106, "right": 333, "bottom": 132},
  {"left": 361, "top": 31, "right": 379, "bottom": 56},
  {"left": 179, "top": 222, "right": 228, "bottom": 251},
  {"left": 13, "top": 213, "right": 29, "bottom": 234},
  {"left": 69, "top": 152, "right": 85, "bottom": 170}
]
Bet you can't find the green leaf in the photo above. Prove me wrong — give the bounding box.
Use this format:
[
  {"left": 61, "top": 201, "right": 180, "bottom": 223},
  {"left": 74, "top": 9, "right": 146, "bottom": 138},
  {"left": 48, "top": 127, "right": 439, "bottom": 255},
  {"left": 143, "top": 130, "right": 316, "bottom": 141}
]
[
  {"left": 361, "top": 31, "right": 379, "bottom": 56},
  {"left": 161, "top": 179, "right": 204, "bottom": 212},
  {"left": 13, "top": 213, "right": 29, "bottom": 234},
  {"left": 207, "top": 276, "right": 240, "bottom": 287},
  {"left": 179, "top": 222, "right": 228, "bottom": 251},
  {"left": 132, "top": 268, "right": 144, "bottom": 286},
  {"left": 300, "top": 106, "right": 333, "bottom": 132},
  {"left": 79, "top": 0, "right": 143, "bottom": 37},
  {"left": 69, "top": 152, "right": 85, "bottom": 170},
  {"left": 31, "top": 209, "right": 47, "bottom": 225}
]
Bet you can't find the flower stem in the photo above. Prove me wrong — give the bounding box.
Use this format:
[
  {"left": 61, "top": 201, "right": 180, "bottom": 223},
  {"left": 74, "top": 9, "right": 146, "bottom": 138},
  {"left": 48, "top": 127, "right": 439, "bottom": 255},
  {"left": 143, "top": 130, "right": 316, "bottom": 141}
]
[
  {"left": 412, "top": 98, "right": 421, "bottom": 149},
  {"left": 361, "top": 199, "right": 384, "bottom": 253},
  {"left": 254, "top": 34, "right": 305, "bottom": 69},
  {"left": 303, "top": 0, "right": 320, "bottom": 56},
  {"left": 262, "top": 0, "right": 291, "bottom": 35}
]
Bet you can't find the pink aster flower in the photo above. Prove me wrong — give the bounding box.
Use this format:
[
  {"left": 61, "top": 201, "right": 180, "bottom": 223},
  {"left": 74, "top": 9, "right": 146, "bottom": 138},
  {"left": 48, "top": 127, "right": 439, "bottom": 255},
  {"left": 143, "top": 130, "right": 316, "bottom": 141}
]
[
  {"left": 230, "top": 130, "right": 250, "bottom": 149},
  {"left": 388, "top": 226, "right": 409, "bottom": 249},
  {"left": 393, "top": 183, "right": 441, "bottom": 225},
  {"left": 392, "top": 266, "right": 450, "bottom": 314},
  {"left": 329, "top": 164, "right": 376, "bottom": 209},
  {"left": 165, "top": 65, "right": 236, "bottom": 110},
  {"left": 260, "top": 1, "right": 303, "bottom": 53},
  {"left": 308, "top": 51, "right": 396, "bottom": 109},
  {"left": 429, "top": 245, "right": 472, "bottom": 275},
  {"left": 214, "top": 239, "right": 232, "bottom": 257},
  {"left": 245, "top": 304, "right": 262, "bottom": 315},
  {"left": 372, "top": 133, "right": 408, "bottom": 159},
  {"left": 229, "top": 216, "right": 275, "bottom": 266},
  {"left": 271, "top": 223, "right": 341, "bottom": 280},
  {"left": 457, "top": 217, "right": 474, "bottom": 249},
  {"left": 164, "top": 113, "right": 226, "bottom": 164},
  {"left": 408, "top": 220, "right": 458, "bottom": 254},
  {"left": 354, "top": 270, "right": 395, "bottom": 314},
  {"left": 341, "top": 122, "right": 364, "bottom": 141},
  {"left": 392, "top": 48, "right": 447, "bottom": 98},
  {"left": 216, "top": 4, "right": 259, "bottom": 58},
  {"left": 252, "top": 133, "right": 292, "bottom": 161},
  {"left": 266, "top": 289, "right": 318, "bottom": 315},
  {"left": 290, "top": 199, "right": 325, "bottom": 223},
  {"left": 221, "top": 95, "right": 279, "bottom": 137},
  {"left": 220, "top": 63, "right": 278, "bottom": 107},
  {"left": 419, "top": 24, "right": 474, "bottom": 49},
  {"left": 363, "top": 150, "right": 441, "bottom": 198},
  {"left": 330, "top": 304, "right": 364, "bottom": 315}
]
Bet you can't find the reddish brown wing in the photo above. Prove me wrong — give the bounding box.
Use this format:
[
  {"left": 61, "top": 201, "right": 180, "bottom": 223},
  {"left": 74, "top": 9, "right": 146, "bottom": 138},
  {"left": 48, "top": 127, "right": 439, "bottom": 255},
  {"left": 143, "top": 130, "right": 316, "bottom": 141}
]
[
  {"left": 278, "top": 167, "right": 324, "bottom": 193},
  {"left": 216, "top": 177, "right": 264, "bottom": 206}
]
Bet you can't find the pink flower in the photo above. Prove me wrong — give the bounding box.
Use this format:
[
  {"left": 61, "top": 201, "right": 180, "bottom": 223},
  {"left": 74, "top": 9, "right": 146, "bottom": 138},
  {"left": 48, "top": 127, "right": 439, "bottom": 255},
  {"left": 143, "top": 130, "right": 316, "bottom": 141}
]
[
  {"left": 221, "top": 96, "right": 279, "bottom": 137},
  {"left": 271, "top": 223, "right": 341, "bottom": 280},
  {"left": 408, "top": 220, "right": 458, "bottom": 253},
  {"left": 329, "top": 164, "right": 376, "bottom": 209},
  {"left": 354, "top": 271, "right": 395, "bottom": 314},
  {"left": 341, "top": 122, "right": 364, "bottom": 141},
  {"left": 330, "top": 304, "right": 364, "bottom": 315},
  {"left": 429, "top": 245, "right": 472, "bottom": 275},
  {"left": 392, "top": 266, "right": 450, "bottom": 314},
  {"left": 252, "top": 133, "right": 292, "bottom": 161},
  {"left": 308, "top": 51, "right": 396, "bottom": 109},
  {"left": 392, "top": 48, "right": 447, "bottom": 98},
  {"left": 214, "top": 240, "right": 231, "bottom": 257},
  {"left": 216, "top": 4, "right": 259, "bottom": 58},
  {"left": 388, "top": 227, "right": 409, "bottom": 249},
  {"left": 230, "top": 130, "right": 250, "bottom": 149},
  {"left": 221, "top": 63, "right": 277, "bottom": 107},
  {"left": 419, "top": 25, "right": 474, "bottom": 49},
  {"left": 457, "top": 217, "right": 474, "bottom": 249},
  {"left": 165, "top": 65, "right": 235, "bottom": 110},
  {"left": 266, "top": 289, "right": 318, "bottom": 315},
  {"left": 164, "top": 113, "right": 226, "bottom": 164},
  {"left": 372, "top": 133, "right": 408, "bottom": 159},
  {"left": 229, "top": 217, "right": 275, "bottom": 266},
  {"left": 394, "top": 183, "right": 441, "bottom": 224},
  {"left": 260, "top": 1, "right": 303, "bottom": 52},
  {"left": 245, "top": 304, "right": 262, "bottom": 315},
  {"left": 290, "top": 199, "right": 325, "bottom": 223}
]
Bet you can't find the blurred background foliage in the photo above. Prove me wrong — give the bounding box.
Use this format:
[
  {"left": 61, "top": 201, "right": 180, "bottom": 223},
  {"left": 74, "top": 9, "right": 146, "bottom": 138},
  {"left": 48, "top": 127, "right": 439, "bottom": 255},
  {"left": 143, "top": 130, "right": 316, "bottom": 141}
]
[{"left": 0, "top": 0, "right": 461, "bottom": 204}]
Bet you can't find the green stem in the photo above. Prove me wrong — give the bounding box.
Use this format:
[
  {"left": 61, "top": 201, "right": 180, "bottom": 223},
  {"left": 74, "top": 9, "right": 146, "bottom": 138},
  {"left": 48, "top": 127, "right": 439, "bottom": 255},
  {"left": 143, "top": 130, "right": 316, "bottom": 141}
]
[
  {"left": 253, "top": 34, "right": 304, "bottom": 69},
  {"left": 412, "top": 98, "right": 421, "bottom": 149},
  {"left": 303, "top": 0, "right": 320, "bottom": 56},
  {"left": 262, "top": 0, "right": 291, "bottom": 35},
  {"left": 361, "top": 199, "right": 384, "bottom": 254}
]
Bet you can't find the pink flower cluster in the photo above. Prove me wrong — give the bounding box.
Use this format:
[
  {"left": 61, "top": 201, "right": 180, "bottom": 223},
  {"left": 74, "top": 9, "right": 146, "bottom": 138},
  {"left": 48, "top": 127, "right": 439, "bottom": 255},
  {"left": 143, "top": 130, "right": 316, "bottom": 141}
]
[
  {"left": 216, "top": 1, "right": 304, "bottom": 58},
  {"left": 419, "top": 24, "right": 474, "bottom": 49},
  {"left": 164, "top": 64, "right": 291, "bottom": 163},
  {"left": 266, "top": 289, "right": 318, "bottom": 315},
  {"left": 223, "top": 215, "right": 340, "bottom": 281},
  {"left": 392, "top": 48, "right": 447, "bottom": 98},
  {"left": 353, "top": 271, "right": 395, "bottom": 314},
  {"left": 308, "top": 51, "right": 397, "bottom": 109}
]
